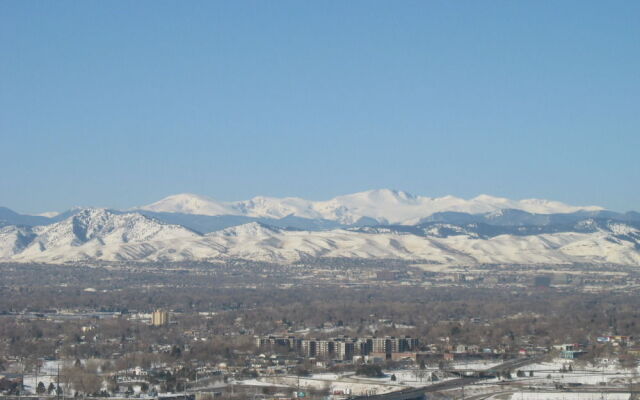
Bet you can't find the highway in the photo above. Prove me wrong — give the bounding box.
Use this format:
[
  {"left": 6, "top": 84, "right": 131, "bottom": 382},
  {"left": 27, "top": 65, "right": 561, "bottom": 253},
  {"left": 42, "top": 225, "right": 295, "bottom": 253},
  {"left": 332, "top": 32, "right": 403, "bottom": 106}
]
[
  {"left": 347, "top": 355, "right": 544, "bottom": 400},
  {"left": 422, "top": 355, "right": 545, "bottom": 393}
]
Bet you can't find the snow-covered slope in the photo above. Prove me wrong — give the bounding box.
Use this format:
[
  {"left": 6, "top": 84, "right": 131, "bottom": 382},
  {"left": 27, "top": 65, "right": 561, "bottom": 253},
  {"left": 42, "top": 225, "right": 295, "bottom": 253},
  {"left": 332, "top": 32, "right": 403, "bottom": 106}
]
[
  {"left": 6, "top": 209, "right": 203, "bottom": 262},
  {"left": 0, "top": 225, "right": 37, "bottom": 257},
  {"left": 1, "top": 209, "right": 639, "bottom": 265},
  {"left": 202, "top": 222, "right": 640, "bottom": 265},
  {"left": 141, "top": 193, "right": 237, "bottom": 216},
  {"left": 139, "top": 189, "right": 604, "bottom": 225}
]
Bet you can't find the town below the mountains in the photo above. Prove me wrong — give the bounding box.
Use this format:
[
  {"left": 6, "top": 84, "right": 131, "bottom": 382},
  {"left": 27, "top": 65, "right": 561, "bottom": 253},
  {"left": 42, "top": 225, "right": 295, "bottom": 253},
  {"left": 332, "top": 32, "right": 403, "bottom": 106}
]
[{"left": 2, "top": 259, "right": 640, "bottom": 400}]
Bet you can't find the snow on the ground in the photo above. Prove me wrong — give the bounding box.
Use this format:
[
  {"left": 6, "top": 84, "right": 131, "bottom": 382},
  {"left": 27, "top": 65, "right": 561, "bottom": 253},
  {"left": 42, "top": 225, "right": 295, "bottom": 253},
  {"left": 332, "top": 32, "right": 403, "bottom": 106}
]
[
  {"left": 448, "top": 359, "right": 505, "bottom": 370},
  {"left": 21, "top": 360, "right": 65, "bottom": 393},
  {"left": 501, "top": 393, "right": 628, "bottom": 400},
  {"left": 310, "top": 373, "right": 342, "bottom": 380},
  {"left": 340, "top": 368, "right": 455, "bottom": 389},
  {"left": 248, "top": 359, "right": 640, "bottom": 400},
  {"left": 235, "top": 379, "right": 290, "bottom": 388},
  {"left": 513, "top": 358, "right": 638, "bottom": 386}
]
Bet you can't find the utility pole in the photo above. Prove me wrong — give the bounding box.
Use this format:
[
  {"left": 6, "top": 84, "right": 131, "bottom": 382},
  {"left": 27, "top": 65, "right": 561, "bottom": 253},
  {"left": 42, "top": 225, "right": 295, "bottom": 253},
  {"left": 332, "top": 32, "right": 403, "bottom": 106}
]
[
  {"left": 21, "top": 359, "right": 25, "bottom": 398},
  {"left": 57, "top": 364, "right": 61, "bottom": 400}
]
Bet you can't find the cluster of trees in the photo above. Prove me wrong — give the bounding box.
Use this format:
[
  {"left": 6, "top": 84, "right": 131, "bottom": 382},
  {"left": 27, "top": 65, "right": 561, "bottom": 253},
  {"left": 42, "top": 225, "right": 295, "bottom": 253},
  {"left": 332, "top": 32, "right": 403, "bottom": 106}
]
[
  {"left": 0, "top": 378, "right": 20, "bottom": 394},
  {"left": 3, "top": 262, "right": 640, "bottom": 383},
  {"left": 4, "top": 285, "right": 640, "bottom": 363},
  {"left": 355, "top": 364, "right": 384, "bottom": 377},
  {"left": 35, "top": 381, "right": 61, "bottom": 395},
  {"left": 60, "top": 360, "right": 104, "bottom": 396}
]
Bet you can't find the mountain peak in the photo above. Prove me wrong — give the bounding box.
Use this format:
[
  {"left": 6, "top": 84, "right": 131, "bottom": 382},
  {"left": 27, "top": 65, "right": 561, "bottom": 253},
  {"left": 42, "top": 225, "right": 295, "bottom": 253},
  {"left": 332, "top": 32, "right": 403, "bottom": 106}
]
[
  {"left": 1, "top": 202, "right": 639, "bottom": 265},
  {"left": 74, "top": 207, "right": 112, "bottom": 216},
  {"left": 473, "top": 194, "right": 507, "bottom": 202},
  {"left": 348, "top": 189, "right": 416, "bottom": 201},
  {"left": 136, "top": 190, "right": 606, "bottom": 225},
  {"left": 140, "top": 193, "right": 233, "bottom": 216}
]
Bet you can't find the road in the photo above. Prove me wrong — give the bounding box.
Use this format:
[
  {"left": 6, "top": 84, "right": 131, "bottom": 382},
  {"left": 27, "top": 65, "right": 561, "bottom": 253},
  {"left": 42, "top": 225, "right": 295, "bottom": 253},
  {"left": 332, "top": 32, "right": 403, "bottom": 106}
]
[{"left": 422, "top": 355, "right": 545, "bottom": 394}]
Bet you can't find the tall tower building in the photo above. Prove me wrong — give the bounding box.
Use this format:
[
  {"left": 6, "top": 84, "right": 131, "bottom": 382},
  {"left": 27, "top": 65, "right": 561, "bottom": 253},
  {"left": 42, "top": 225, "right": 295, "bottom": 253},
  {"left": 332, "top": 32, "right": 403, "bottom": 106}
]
[{"left": 151, "top": 309, "right": 169, "bottom": 326}]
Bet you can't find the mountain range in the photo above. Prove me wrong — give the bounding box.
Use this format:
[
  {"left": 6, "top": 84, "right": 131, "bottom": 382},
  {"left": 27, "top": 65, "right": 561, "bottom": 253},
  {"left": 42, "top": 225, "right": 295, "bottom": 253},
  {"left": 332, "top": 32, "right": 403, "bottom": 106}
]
[
  {"left": 0, "top": 190, "right": 638, "bottom": 265},
  {"left": 139, "top": 190, "right": 605, "bottom": 225}
]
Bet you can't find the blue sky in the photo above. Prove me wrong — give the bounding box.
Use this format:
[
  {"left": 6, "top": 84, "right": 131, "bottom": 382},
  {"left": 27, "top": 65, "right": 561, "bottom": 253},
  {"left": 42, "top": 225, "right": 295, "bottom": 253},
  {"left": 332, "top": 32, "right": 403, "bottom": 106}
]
[{"left": 1, "top": 1, "right": 639, "bottom": 213}]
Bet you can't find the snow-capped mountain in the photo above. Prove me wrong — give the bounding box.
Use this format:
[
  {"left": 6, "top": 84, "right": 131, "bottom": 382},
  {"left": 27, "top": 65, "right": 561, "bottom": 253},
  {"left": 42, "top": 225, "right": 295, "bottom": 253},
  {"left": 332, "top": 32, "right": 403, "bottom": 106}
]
[
  {"left": 0, "top": 225, "right": 37, "bottom": 256},
  {"left": 1, "top": 191, "right": 637, "bottom": 266},
  {"left": 138, "top": 189, "right": 604, "bottom": 225},
  {"left": 141, "top": 193, "right": 237, "bottom": 216},
  {"left": 1, "top": 208, "right": 639, "bottom": 266},
  {"left": 2, "top": 209, "right": 203, "bottom": 262}
]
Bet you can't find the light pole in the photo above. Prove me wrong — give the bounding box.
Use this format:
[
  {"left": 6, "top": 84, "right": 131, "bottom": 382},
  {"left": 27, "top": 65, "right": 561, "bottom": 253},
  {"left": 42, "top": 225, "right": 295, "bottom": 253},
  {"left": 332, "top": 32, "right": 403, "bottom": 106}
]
[{"left": 57, "top": 364, "right": 61, "bottom": 400}]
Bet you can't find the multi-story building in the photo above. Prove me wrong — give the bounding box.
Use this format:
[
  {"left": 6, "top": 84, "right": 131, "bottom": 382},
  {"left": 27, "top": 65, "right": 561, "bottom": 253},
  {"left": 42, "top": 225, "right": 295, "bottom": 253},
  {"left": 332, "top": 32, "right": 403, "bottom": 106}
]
[
  {"left": 400, "top": 337, "right": 419, "bottom": 352},
  {"left": 388, "top": 337, "right": 400, "bottom": 353},
  {"left": 357, "top": 338, "right": 373, "bottom": 355},
  {"left": 255, "top": 335, "right": 418, "bottom": 359},
  {"left": 255, "top": 335, "right": 299, "bottom": 350},
  {"left": 316, "top": 340, "right": 333, "bottom": 357},
  {"left": 372, "top": 338, "right": 388, "bottom": 354},
  {"left": 335, "top": 341, "right": 355, "bottom": 360},
  {"left": 151, "top": 310, "right": 169, "bottom": 326},
  {"left": 301, "top": 339, "right": 317, "bottom": 357}
]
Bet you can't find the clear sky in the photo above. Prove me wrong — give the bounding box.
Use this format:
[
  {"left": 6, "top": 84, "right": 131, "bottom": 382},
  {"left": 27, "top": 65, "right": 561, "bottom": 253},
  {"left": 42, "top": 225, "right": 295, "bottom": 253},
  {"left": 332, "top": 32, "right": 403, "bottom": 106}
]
[{"left": 1, "top": 1, "right": 639, "bottom": 213}]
